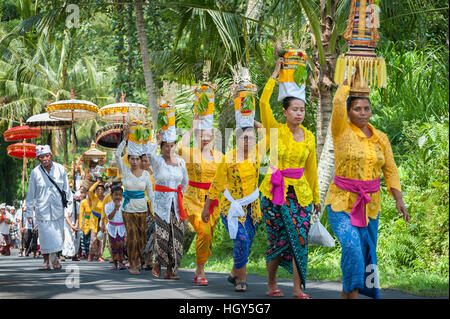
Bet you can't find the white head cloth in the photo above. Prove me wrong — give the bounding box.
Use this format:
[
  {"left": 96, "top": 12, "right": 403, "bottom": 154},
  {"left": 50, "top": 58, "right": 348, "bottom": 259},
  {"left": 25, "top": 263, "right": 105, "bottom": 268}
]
[
  {"left": 36, "top": 145, "right": 52, "bottom": 157},
  {"left": 278, "top": 82, "right": 306, "bottom": 103}
]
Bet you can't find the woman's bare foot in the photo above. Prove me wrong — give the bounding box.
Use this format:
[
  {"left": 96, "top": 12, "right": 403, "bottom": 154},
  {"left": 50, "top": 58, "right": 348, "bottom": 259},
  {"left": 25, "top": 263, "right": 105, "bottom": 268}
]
[
  {"left": 39, "top": 263, "right": 51, "bottom": 271},
  {"left": 152, "top": 263, "right": 161, "bottom": 278},
  {"left": 129, "top": 268, "right": 140, "bottom": 275},
  {"left": 164, "top": 268, "right": 180, "bottom": 280}
]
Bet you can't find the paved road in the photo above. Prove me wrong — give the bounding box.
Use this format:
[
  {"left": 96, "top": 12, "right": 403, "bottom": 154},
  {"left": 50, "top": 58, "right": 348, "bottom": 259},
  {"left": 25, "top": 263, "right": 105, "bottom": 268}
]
[{"left": 0, "top": 249, "right": 440, "bottom": 299}]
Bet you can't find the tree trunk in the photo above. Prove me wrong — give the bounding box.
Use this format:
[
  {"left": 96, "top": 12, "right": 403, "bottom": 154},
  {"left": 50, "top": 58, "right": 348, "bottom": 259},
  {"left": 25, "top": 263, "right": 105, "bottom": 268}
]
[
  {"left": 316, "top": 0, "right": 338, "bottom": 160},
  {"left": 134, "top": 0, "right": 158, "bottom": 126},
  {"left": 313, "top": 0, "right": 340, "bottom": 216},
  {"left": 317, "top": 121, "right": 335, "bottom": 217}
]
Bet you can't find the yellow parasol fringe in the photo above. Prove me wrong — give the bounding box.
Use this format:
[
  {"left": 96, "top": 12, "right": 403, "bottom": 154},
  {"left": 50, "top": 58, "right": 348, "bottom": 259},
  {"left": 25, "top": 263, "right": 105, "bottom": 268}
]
[{"left": 334, "top": 55, "right": 387, "bottom": 89}]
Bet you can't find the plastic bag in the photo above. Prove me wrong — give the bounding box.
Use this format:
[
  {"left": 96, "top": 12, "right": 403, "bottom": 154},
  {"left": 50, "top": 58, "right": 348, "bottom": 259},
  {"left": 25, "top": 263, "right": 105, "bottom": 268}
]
[{"left": 308, "top": 220, "right": 335, "bottom": 247}]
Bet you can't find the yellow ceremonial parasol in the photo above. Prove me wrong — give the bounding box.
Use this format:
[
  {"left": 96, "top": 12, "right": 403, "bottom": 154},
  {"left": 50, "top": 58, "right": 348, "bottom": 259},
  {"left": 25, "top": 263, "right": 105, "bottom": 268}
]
[
  {"left": 99, "top": 93, "right": 148, "bottom": 124},
  {"left": 47, "top": 90, "right": 99, "bottom": 222}
]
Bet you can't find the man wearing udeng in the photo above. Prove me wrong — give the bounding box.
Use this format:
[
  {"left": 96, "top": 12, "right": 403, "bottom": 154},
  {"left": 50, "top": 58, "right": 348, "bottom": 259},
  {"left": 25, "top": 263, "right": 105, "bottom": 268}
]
[{"left": 26, "top": 145, "right": 73, "bottom": 270}]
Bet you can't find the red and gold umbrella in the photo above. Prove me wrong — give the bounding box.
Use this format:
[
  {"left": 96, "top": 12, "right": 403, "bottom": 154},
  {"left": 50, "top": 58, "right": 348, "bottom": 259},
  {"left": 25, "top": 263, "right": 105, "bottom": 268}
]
[
  {"left": 3, "top": 125, "right": 41, "bottom": 141},
  {"left": 95, "top": 123, "right": 124, "bottom": 150},
  {"left": 6, "top": 141, "right": 37, "bottom": 198},
  {"left": 7, "top": 142, "right": 37, "bottom": 158}
]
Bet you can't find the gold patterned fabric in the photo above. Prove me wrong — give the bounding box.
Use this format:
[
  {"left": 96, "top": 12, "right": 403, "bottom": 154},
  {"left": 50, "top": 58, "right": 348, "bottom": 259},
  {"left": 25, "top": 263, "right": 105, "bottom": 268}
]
[
  {"left": 207, "top": 146, "right": 265, "bottom": 227},
  {"left": 325, "top": 85, "right": 402, "bottom": 221},
  {"left": 259, "top": 78, "right": 320, "bottom": 206},
  {"left": 177, "top": 143, "right": 223, "bottom": 218}
]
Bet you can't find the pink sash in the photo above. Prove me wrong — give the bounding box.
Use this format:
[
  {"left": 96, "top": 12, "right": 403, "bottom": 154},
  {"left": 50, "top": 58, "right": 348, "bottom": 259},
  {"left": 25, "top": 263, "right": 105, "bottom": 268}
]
[
  {"left": 333, "top": 175, "right": 380, "bottom": 227},
  {"left": 108, "top": 221, "right": 124, "bottom": 226},
  {"left": 270, "top": 164, "right": 304, "bottom": 205}
]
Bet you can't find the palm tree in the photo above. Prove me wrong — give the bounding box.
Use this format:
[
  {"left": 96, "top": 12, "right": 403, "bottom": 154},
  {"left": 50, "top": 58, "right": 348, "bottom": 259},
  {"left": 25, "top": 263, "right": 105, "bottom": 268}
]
[
  {"left": 134, "top": 0, "right": 159, "bottom": 127},
  {"left": 0, "top": 31, "right": 114, "bottom": 164}
]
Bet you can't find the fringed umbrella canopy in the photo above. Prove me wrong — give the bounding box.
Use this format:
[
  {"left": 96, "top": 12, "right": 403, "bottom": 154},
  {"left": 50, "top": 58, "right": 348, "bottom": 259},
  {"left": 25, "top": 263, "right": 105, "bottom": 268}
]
[{"left": 26, "top": 112, "right": 71, "bottom": 130}]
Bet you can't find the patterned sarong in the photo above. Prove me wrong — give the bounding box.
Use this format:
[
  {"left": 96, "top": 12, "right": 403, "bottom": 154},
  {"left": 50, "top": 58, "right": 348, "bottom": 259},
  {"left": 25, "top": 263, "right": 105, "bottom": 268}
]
[
  {"left": 154, "top": 205, "right": 184, "bottom": 274},
  {"left": 327, "top": 205, "right": 380, "bottom": 299},
  {"left": 108, "top": 234, "right": 125, "bottom": 262},
  {"left": 261, "top": 186, "right": 312, "bottom": 289},
  {"left": 220, "top": 205, "right": 258, "bottom": 270},
  {"left": 122, "top": 211, "right": 148, "bottom": 265}
]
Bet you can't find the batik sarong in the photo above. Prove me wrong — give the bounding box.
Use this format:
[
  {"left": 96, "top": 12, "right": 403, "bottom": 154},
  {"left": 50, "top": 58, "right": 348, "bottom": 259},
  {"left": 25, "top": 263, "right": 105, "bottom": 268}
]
[
  {"left": 154, "top": 205, "right": 184, "bottom": 274},
  {"left": 108, "top": 234, "right": 125, "bottom": 262},
  {"left": 122, "top": 211, "right": 148, "bottom": 265},
  {"left": 327, "top": 205, "right": 380, "bottom": 299},
  {"left": 261, "top": 186, "right": 312, "bottom": 289},
  {"left": 221, "top": 205, "right": 258, "bottom": 270}
]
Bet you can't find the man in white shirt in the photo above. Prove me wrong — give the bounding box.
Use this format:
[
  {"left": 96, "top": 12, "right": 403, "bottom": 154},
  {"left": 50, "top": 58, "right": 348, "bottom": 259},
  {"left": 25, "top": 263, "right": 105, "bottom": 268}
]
[{"left": 26, "top": 145, "right": 73, "bottom": 270}]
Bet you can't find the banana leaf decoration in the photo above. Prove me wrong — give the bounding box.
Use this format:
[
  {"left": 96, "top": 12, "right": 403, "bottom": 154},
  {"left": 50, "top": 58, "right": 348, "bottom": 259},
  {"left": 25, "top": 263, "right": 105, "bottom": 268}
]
[
  {"left": 142, "top": 128, "right": 151, "bottom": 141},
  {"left": 157, "top": 111, "right": 169, "bottom": 129},
  {"left": 293, "top": 64, "right": 308, "bottom": 87},
  {"left": 133, "top": 127, "right": 142, "bottom": 142},
  {"left": 241, "top": 95, "right": 255, "bottom": 114},
  {"left": 196, "top": 93, "right": 210, "bottom": 114}
]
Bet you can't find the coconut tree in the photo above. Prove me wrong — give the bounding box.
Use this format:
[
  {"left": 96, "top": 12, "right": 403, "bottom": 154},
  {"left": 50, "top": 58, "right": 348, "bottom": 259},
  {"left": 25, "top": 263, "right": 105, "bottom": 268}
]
[{"left": 0, "top": 31, "right": 113, "bottom": 163}]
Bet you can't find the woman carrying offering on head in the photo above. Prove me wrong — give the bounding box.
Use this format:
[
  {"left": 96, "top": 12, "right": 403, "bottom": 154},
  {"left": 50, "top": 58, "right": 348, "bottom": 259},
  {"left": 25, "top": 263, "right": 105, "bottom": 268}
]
[{"left": 259, "top": 55, "right": 320, "bottom": 299}]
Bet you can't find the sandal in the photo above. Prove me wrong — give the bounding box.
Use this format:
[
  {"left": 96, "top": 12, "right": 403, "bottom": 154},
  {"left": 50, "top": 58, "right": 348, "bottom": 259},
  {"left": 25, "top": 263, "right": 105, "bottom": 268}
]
[
  {"left": 293, "top": 292, "right": 312, "bottom": 299},
  {"left": 194, "top": 276, "right": 209, "bottom": 286},
  {"left": 129, "top": 269, "right": 141, "bottom": 275},
  {"left": 235, "top": 282, "right": 248, "bottom": 292},
  {"left": 227, "top": 275, "right": 238, "bottom": 286},
  {"left": 164, "top": 272, "right": 180, "bottom": 280},
  {"left": 119, "top": 264, "right": 127, "bottom": 270},
  {"left": 266, "top": 289, "right": 284, "bottom": 297},
  {"left": 110, "top": 266, "right": 118, "bottom": 271}
]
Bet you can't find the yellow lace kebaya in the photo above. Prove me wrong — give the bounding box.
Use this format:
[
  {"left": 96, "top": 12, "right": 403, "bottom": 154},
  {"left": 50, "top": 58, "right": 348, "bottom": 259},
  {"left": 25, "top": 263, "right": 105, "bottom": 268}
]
[
  {"left": 207, "top": 137, "right": 266, "bottom": 227},
  {"left": 177, "top": 142, "right": 223, "bottom": 219},
  {"left": 325, "top": 85, "right": 402, "bottom": 221},
  {"left": 259, "top": 77, "right": 320, "bottom": 207}
]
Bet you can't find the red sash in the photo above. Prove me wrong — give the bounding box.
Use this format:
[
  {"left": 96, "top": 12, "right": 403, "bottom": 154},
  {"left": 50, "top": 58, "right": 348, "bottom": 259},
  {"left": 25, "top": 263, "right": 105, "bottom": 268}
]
[
  {"left": 155, "top": 184, "right": 187, "bottom": 221},
  {"left": 188, "top": 181, "right": 219, "bottom": 215}
]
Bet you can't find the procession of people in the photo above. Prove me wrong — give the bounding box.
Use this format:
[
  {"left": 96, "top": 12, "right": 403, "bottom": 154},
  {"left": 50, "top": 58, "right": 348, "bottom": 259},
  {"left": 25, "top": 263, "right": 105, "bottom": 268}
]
[{"left": 0, "top": 50, "right": 411, "bottom": 300}]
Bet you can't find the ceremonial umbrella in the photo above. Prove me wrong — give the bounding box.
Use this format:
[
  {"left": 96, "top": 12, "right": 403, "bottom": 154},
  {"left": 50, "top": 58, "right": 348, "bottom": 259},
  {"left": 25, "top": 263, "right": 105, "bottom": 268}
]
[
  {"left": 26, "top": 112, "right": 72, "bottom": 147},
  {"left": 95, "top": 123, "right": 124, "bottom": 150},
  {"left": 6, "top": 141, "right": 37, "bottom": 198},
  {"left": 3, "top": 122, "right": 41, "bottom": 192},
  {"left": 47, "top": 90, "right": 99, "bottom": 224},
  {"left": 26, "top": 112, "right": 72, "bottom": 130},
  {"left": 7, "top": 142, "right": 37, "bottom": 158},
  {"left": 99, "top": 93, "right": 148, "bottom": 124},
  {"left": 2, "top": 125, "right": 40, "bottom": 141}
]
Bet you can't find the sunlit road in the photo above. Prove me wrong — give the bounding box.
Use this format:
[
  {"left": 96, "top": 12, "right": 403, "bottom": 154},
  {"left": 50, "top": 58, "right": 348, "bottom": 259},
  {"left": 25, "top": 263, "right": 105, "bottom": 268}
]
[{"left": 0, "top": 249, "right": 436, "bottom": 299}]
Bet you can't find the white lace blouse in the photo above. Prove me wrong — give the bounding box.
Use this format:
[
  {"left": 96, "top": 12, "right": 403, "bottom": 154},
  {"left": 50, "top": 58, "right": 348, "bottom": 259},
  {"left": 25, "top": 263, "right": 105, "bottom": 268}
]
[
  {"left": 146, "top": 145, "right": 188, "bottom": 224},
  {"left": 115, "top": 141, "right": 154, "bottom": 213}
]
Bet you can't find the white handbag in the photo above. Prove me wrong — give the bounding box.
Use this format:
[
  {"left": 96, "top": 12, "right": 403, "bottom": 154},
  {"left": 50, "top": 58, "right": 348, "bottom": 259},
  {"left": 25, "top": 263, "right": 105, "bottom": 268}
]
[{"left": 308, "top": 217, "right": 335, "bottom": 247}]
